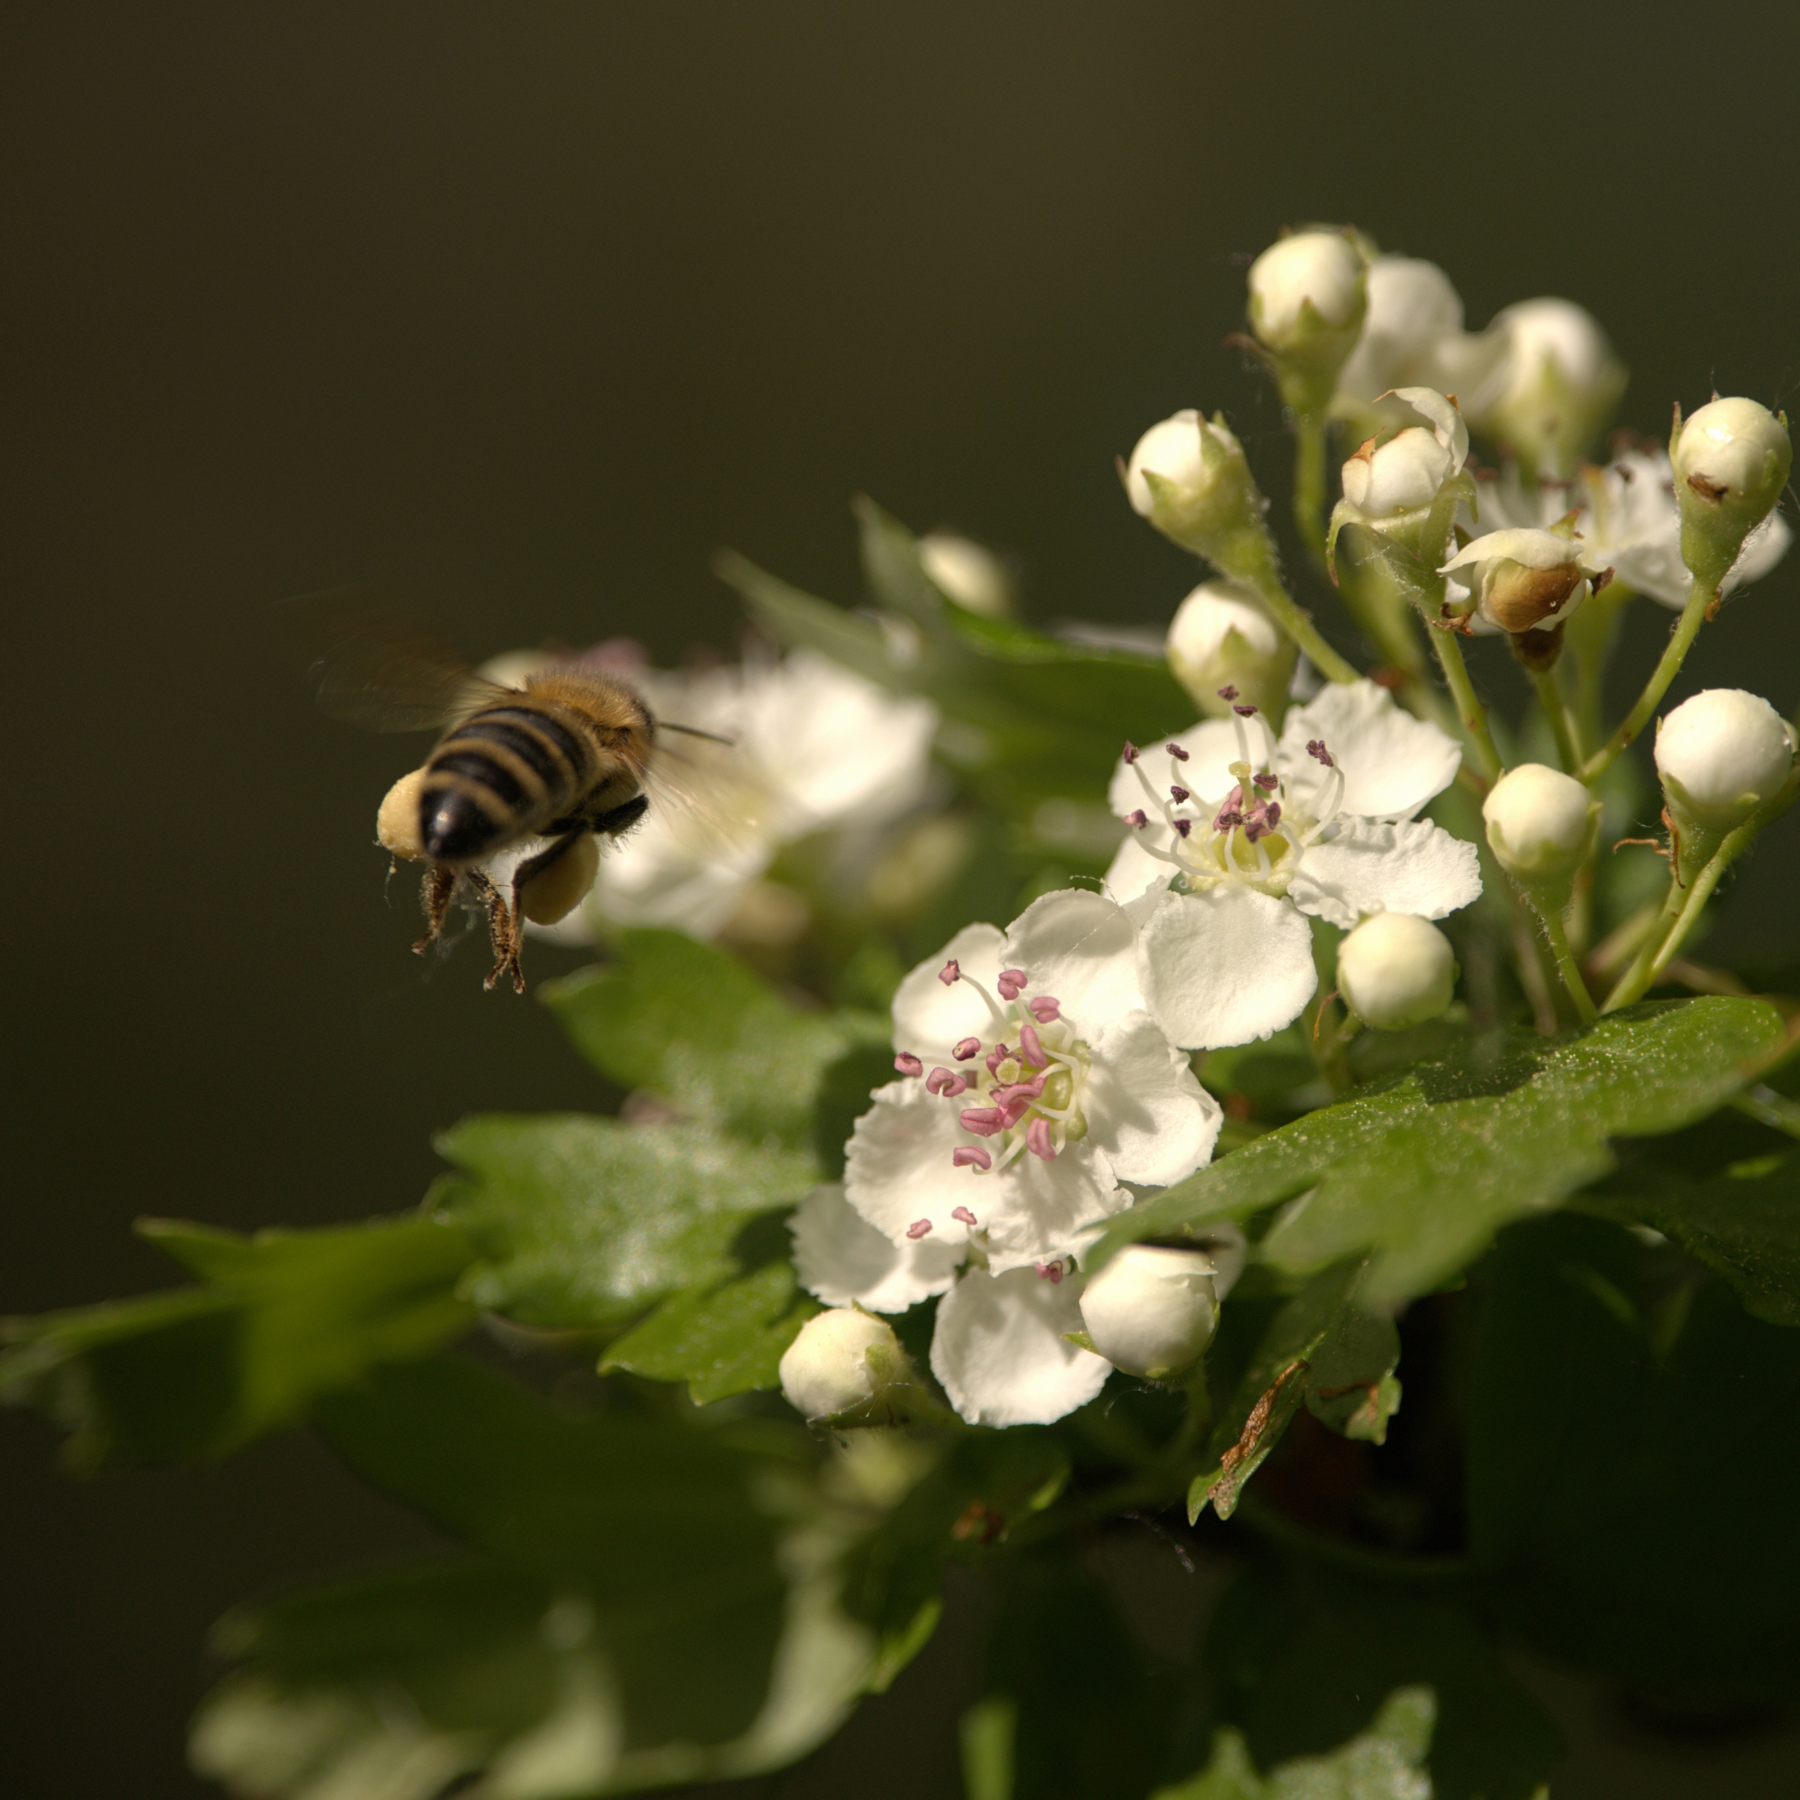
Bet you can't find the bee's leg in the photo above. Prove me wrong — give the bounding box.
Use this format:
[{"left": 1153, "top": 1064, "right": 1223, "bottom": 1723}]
[
  {"left": 412, "top": 865, "right": 458, "bottom": 956},
  {"left": 590, "top": 794, "right": 649, "bottom": 840},
  {"left": 467, "top": 868, "right": 525, "bottom": 993}
]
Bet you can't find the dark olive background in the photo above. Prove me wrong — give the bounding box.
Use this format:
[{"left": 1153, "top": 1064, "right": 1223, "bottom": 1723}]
[{"left": 5, "top": 4, "right": 1799, "bottom": 1795}]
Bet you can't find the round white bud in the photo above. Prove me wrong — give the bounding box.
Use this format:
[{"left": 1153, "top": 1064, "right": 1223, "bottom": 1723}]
[
  {"left": 1078, "top": 1245, "right": 1221, "bottom": 1380},
  {"left": 1464, "top": 298, "right": 1625, "bottom": 476},
  {"left": 1482, "top": 763, "right": 1599, "bottom": 894},
  {"left": 1248, "top": 231, "right": 1366, "bottom": 347},
  {"left": 1336, "top": 913, "right": 1457, "bottom": 1031},
  {"left": 376, "top": 768, "right": 428, "bottom": 861},
  {"left": 778, "top": 1307, "right": 902, "bottom": 1422},
  {"left": 1164, "top": 580, "right": 1296, "bottom": 718},
  {"left": 1334, "top": 256, "right": 1464, "bottom": 407},
  {"left": 1341, "top": 426, "right": 1457, "bottom": 519},
  {"left": 1655, "top": 689, "right": 1795, "bottom": 831},
  {"left": 1673, "top": 398, "right": 1794, "bottom": 589},
  {"left": 1125, "top": 409, "right": 1268, "bottom": 564},
  {"left": 518, "top": 835, "right": 601, "bottom": 926},
  {"left": 918, "top": 532, "right": 1016, "bottom": 618}
]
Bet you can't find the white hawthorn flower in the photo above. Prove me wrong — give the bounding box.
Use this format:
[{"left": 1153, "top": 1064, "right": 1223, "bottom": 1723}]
[
  {"left": 574, "top": 647, "right": 938, "bottom": 938},
  {"left": 796, "top": 889, "right": 1225, "bottom": 1427},
  {"left": 1105, "top": 681, "right": 1478, "bottom": 1047},
  {"left": 1339, "top": 388, "right": 1469, "bottom": 521},
  {"left": 1469, "top": 448, "right": 1791, "bottom": 611}
]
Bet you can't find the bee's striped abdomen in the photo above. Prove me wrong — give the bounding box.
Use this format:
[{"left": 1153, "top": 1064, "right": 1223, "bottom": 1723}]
[{"left": 418, "top": 702, "right": 595, "bottom": 865}]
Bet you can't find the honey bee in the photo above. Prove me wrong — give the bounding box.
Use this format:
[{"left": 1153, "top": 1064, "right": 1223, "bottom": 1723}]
[{"left": 286, "top": 590, "right": 725, "bottom": 992}]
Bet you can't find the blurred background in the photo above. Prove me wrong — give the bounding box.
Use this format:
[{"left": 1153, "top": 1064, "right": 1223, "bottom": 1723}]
[{"left": 5, "top": 4, "right": 1799, "bottom": 1794}]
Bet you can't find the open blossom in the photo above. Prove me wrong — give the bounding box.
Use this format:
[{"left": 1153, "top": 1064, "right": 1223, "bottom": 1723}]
[
  {"left": 793, "top": 889, "right": 1224, "bottom": 1426},
  {"left": 1105, "top": 681, "right": 1478, "bottom": 1047},
  {"left": 1470, "top": 448, "right": 1791, "bottom": 611},
  {"left": 568, "top": 647, "right": 937, "bottom": 937}
]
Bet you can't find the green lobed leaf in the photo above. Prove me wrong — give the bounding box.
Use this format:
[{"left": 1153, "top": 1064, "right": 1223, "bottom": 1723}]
[
  {"left": 195, "top": 1358, "right": 876, "bottom": 1797},
  {"left": 432, "top": 1112, "right": 815, "bottom": 1331},
  {"left": 1099, "top": 998, "right": 1785, "bottom": 1311},
  {"left": 1189, "top": 1258, "right": 1400, "bottom": 1523},
  {"left": 1173, "top": 1561, "right": 1560, "bottom": 1800},
  {"left": 0, "top": 1214, "right": 474, "bottom": 1469},
  {"left": 1467, "top": 1211, "right": 1800, "bottom": 1699},
  {"left": 542, "top": 929, "right": 887, "bottom": 1151},
  {"left": 1583, "top": 1147, "right": 1800, "bottom": 1326}
]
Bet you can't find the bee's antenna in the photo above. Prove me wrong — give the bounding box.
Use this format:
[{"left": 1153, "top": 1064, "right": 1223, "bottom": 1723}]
[{"left": 660, "top": 720, "right": 736, "bottom": 747}]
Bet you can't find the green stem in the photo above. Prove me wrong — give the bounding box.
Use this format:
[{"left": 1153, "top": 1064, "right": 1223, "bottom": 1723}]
[
  {"left": 1530, "top": 663, "right": 1584, "bottom": 773},
  {"left": 1241, "top": 563, "right": 1361, "bottom": 686},
  {"left": 1582, "top": 577, "right": 1718, "bottom": 781},
  {"left": 1563, "top": 580, "right": 1631, "bottom": 753},
  {"left": 1428, "top": 627, "right": 1503, "bottom": 783},
  {"left": 1602, "top": 868, "right": 1687, "bottom": 1013},
  {"left": 1292, "top": 413, "right": 1330, "bottom": 576},
  {"left": 1537, "top": 903, "right": 1599, "bottom": 1024}
]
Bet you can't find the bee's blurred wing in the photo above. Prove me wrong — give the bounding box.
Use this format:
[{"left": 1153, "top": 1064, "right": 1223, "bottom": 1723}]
[
  {"left": 275, "top": 587, "right": 516, "bottom": 733},
  {"left": 644, "top": 732, "right": 768, "bottom": 853}
]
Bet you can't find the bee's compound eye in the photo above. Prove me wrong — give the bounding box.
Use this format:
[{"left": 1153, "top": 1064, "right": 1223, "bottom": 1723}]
[
  {"left": 376, "top": 768, "right": 430, "bottom": 861},
  {"left": 519, "top": 835, "right": 600, "bottom": 925}
]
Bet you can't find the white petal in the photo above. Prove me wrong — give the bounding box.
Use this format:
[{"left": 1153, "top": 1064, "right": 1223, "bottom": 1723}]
[
  {"left": 843, "top": 1084, "right": 1128, "bottom": 1275},
  {"left": 587, "top": 818, "right": 773, "bottom": 935},
  {"left": 930, "top": 1265, "right": 1111, "bottom": 1427},
  {"left": 1134, "top": 887, "right": 1318, "bottom": 1048},
  {"left": 1441, "top": 527, "right": 1579, "bottom": 573},
  {"left": 1279, "top": 679, "right": 1461, "bottom": 820},
  {"left": 1083, "top": 1012, "right": 1222, "bottom": 1186},
  {"left": 1288, "top": 817, "right": 1483, "bottom": 929},
  {"left": 1106, "top": 720, "right": 1245, "bottom": 818},
  {"left": 789, "top": 1183, "right": 960, "bottom": 1313},
  {"left": 1389, "top": 385, "right": 1469, "bottom": 471},
  {"left": 891, "top": 923, "right": 1007, "bottom": 1060},
  {"left": 1104, "top": 829, "right": 1177, "bottom": 903},
  {"left": 1004, "top": 888, "right": 1147, "bottom": 1026}
]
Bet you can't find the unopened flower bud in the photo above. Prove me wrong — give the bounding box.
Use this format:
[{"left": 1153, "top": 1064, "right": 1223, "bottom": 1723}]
[
  {"left": 376, "top": 768, "right": 428, "bottom": 861},
  {"left": 1125, "top": 409, "right": 1272, "bottom": 574},
  {"left": 518, "top": 835, "right": 600, "bottom": 925},
  {"left": 1672, "top": 398, "right": 1794, "bottom": 592},
  {"left": 1337, "top": 387, "right": 1471, "bottom": 544},
  {"left": 1165, "top": 580, "right": 1297, "bottom": 720},
  {"left": 1656, "top": 689, "right": 1795, "bottom": 838},
  {"left": 1333, "top": 256, "right": 1467, "bottom": 419},
  {"left": 918, "top": 532, "right": 1017, "bottom": 619},
  {"left": 1336, "top": 913, "right": 1457, "bottom": 1031},
  {"left": 1463, "top": 298, "right": 1626, "bottom": 477},
  {"left": 1482, "top": 762, "right": 1600, "bottom": 907},
  {"left": 1440, "top": 529, "right": 1604, "bottom": 637},
  {"left": 778, "top": 1307, "right": 908, "bottom": 1424},
  {"left": 1078, "top": 1245, "right": 1221, "bottom": 1380},
  {"left": 1248, "top": 230, "right": 1367, "bottom": 411}
]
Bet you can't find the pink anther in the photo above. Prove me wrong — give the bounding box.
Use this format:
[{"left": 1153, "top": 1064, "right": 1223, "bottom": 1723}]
[
  {"left": 951, "top": 1150, "right": 991, "bottom": 1173},
  {"left": 1125, "top": 809, "right": 1148, "bottom": 829},
  {"left": 1233, "top": 703, "right": 1258, "bottom": 717},
  {"left": 1034, "top": 1258, "right": 1064, "bottom": 1283},
  {"left": 1173, "top": 817, "right": 1193, "bottom": 838},
  {"left": 1306, "top": 738, "right": 1335, "bottom": 767},
  {"left": 1252, "top": 772, "right": 1279, "bottom": 791},
  {"left": 1122, "top": 740, "right": 1140, "bottom": 763},
  {"left": 939, "top": 959, "right": 961, "bottom": 986},
  {"left": 1216, "top": 684, "right": 1239, "bottom": 701},
  {"left": 1025, "top": 1117, "right": 1058, "bottom": 1161},
  {"left": 1243, "top": 799, "right": 1282, "bottom": 843},
  {"left": 906, "top": 1219, "right": 934, "bottom": 1239},
  {"left": 1170, "top": 784, "right": 1190, "bottom": 803},
  {"left": 1027, "top": 995, "right": 1061, "bottom": 1023},
  {"left": 953, "top": 1037, "right": 981, "bottom": 1061},
  {"left": 951, "top": 1204, "right": 979, "bottom": 1223},
  {"left": 959, "top": 1106, "right": 1007, "bottom": 1137},
  {"left": 1165, "top": 741, "right": 1190, "bottom": 761},
  {"left": 997, "top": 968, "right": 1028, "bottom": 1000},
  {"left": 894, "top": 1052, "right": 924, "bottom": 1077},
  {"left": 926, "top": 1067, "right": 970, "bottom": 1098},
  {"left": 1017, "top": 1022, "right": 1046, "bottom": 1067}
]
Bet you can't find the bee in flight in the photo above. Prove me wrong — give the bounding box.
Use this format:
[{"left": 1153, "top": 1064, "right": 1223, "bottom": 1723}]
[{"left": 286, "top": 590, "right": 725, "bottom": 991}]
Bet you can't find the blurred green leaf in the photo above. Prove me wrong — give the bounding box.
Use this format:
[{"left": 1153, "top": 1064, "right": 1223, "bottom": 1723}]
[
  {"left": 543, "top": 929, "right": 886, "bottom": 1150},
  {"left": 433, "top": 1111, "right": 813, "bottom": 1334},
  {"left": 1584, "top": 1148, "right": 1800, "bottom": 1326},
  {"left": 195, "top": 1358, "right": 873, "bottom": 1797},
  {"left": 1172, "top": 1562, "right": 1559, "bottom": 1800},
  {"left": 0, "top": 1215, "right": 473, "bottom": 1469},
  {"left": 1190, "top": 1258, "right": 1399, "bottom": 1523},
  {"left": 1468, "top": 1212, "right": 1800, "bottom": 1698},
  {"left": 1100, "top": 998, "right": 1784, "bottom": 1310}
]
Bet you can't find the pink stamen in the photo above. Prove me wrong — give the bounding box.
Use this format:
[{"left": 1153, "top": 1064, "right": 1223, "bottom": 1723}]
[
  {"left": 894, "top": 1053, "right": 924, "bottom": 1077},
  {"left": 997, "top": 969, "right": 1028, "bottom": 1000},
  {"left": 1035, "top": 1258, "right": 1064, "bottom": 1283},
  {"left": 1027, "top": 995, "right": 1061, "bottom": 1023},
  {"left": 1026, "top": 1117, "right": 1058, "bottom": 1161},
  {"left": 1125, "top": 809, "right": 1148, "bottom": 829},
  {"left": 1252, "top": 772, "right": 1279, "bottom": 791},
  {"left": 1173, "top": 817, "right": 1193, "bottom": 838},
  {"left": 1170, "top": 784, "right": 1190, "bottom": 803},
  {"left": 1306, "top": 739, "right": 1335, "bottom": 767},
  {"left": 985, "top": 1043, "right": 1012, "bottom": 1074},
  {"left": 1233, "top": 703, "right": 1258, "bottom": 717},
  {"left": 990, "top": 1075, "right": 1047, "bottom": 1111},
  {"left": 906, "top": 1219, "right": 934, "bottom": 1239},
  {"left": 1165, "top": 742, "right": 1190, "bottom": 762},
  {"left": 1017, "top": 1022, "right": 1046, "bottom": 1067},
  {"left": 939, "top": 959, "right": 961, "bottom": 986},
  {"left": 926, "top": 1067, "right": 970, "bottom": 1097},
  {"left": 1243, "top": 799, "right": 1282, "bottom": 843},
  {"left": 1216, "top": 684, "right": 1238, "bottom": 701},
  {"left": 1122, "top": 740, "right": 1139, "bottom": 763},
  {"left": 953, "top": 1036, "right": 981, "bottom": 1061},
  {"left": 951, "top": 1204, "right": 978, "bottom": 1223},
  {"left": 951, "top": 1150, "right": 991, "bottom": 1173},
  {"left": 960, "top": 1106, "right": 1007, "bottom": 1137}
]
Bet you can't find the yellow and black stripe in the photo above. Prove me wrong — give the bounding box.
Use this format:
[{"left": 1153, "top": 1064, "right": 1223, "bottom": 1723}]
[{"left": 418, "top": 702, "right": 593, "bottom": 864}]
